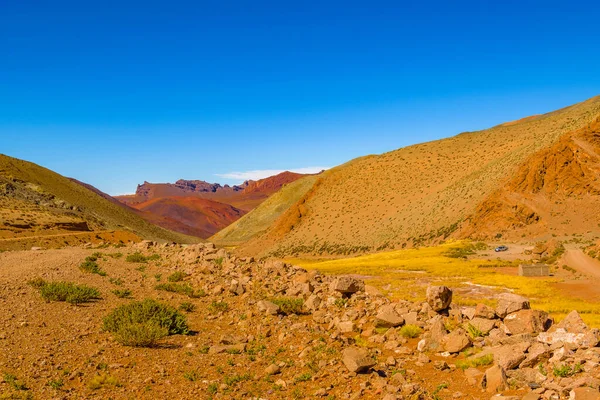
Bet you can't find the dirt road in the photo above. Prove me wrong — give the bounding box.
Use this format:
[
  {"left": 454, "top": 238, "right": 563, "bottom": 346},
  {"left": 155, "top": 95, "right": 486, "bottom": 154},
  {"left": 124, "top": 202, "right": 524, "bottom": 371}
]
[{"left": 563, "top": 249, "right": 600, "bottom": 279}]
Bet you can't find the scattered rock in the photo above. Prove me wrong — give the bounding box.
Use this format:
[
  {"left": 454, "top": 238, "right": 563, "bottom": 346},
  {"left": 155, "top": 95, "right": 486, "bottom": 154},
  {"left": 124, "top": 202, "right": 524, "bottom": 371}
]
[{"left": 426, "top": 286, "right": 453, "bottom": 312}]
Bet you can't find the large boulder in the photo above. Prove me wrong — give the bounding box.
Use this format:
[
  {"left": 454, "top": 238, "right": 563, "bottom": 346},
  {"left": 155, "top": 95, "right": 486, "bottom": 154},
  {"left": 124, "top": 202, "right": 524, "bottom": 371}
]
[
  {"left": 426, "top": 286, "right": 453, "bottom": 312},
  {"left": 491, "top": 342, "right": 530, "bottom": 370},
  {"left": 495, "top": 293, "right": 530, "bottom": 318},
  {"left": 474, "top": 303, "right": 497, "bottom": 319},
  {"left": 569, "top": 387, "right": 600, "bottom": 400},
  {"left": 504, "top": 309, "right": 552, "bottom": 335},
  {"left": 551, "top": 310, "right": 588, "bottom": 334},
  {"left": 375, "top": 304, "right": 405, "bottom": 328},
  {"left": 341, "top": 347, "right": 376, "bottom": 373},
  {"left": 442, "top": 328, "right": 471, "bottom": 353},
  {"left": 482, "top": 365, "right": 508, "bottom": 393},
  {"left": 331, "top": 277, "right": 365, "bottom": 295}
]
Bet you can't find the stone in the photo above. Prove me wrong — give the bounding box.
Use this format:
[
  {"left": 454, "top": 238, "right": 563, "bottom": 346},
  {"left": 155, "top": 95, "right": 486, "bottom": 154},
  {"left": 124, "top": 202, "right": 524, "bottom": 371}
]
[
  {"left": 375, "top": 304, "right": 405, "bottom": 328},
  {"left": 470, "top": 317, "right": 497, "bottom": 335},
  {"left": 426, "top": 286, "right": 453, "bottom": 312},
  {"left": 257, "top": 300, "right": 280, "bottom": 315},
  {"left": 483, "top": 365, "right": 508, "bottom": 393},
  {"left": 538, "top": 328, "right": 599, "bottom": 349},
  {"left": 341, "top": 347, "right": 376, "bottom": 373},
  {"left": 495, "top": 293, "right": 530, "bottom": 318},
  {"left": 551, "top": 310, "right": 589, "bottom": 334},
  {"left": 474, "top": 303, "right": 497, "bottom": 319},
  {"left": 264, "top": 364, "right": 281, "bottom": 375},
  {"left": 442, "top": 328, "right": 471, "bottom": 353},
  {"left": 338, "top": 321, "right": 355, "bottom": 333},
  {"left": 464, "top": 367, "right": 484, "bottom": 385},
  {"left": 504, "top": 309, "right": 552, "bottom": 335},
  {"left": 305, "top": 294, "right": 322, "bottom": 311},
  {"left": 491, "top": 342, "right": 530, "bottom": 370},
  {"left": 520, "top": 342, "right": 551, "bottom": 368},
  {"left": 331, "top": 277, "right": 365, "bottom": 294},
  {"left": 569, "top": 387, "right": 600, "bottom": 400}
]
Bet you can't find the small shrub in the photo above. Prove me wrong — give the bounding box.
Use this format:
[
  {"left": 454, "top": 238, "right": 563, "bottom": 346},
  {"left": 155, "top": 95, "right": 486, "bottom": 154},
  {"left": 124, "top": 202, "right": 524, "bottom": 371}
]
[
  {"left": 183, "top": 370, "right": 200, "bottom": 382},
  {"left": 155, "top": 283, "right": 204, "bottom": 298},
  {"left": 455, "top": 354, "right": 494, "bottom": 370},
  {"left": 3, "top": 373, "right": 28, "bottom": 391},
  {"left": 31, "top": 280, "right": 101, "bottom": 305},
  {"left": 167, "top": 271, "right": 187, "bottom": 282},
  {"left": 294, "top": 372, "right": 312, "bottom": 382},
  {"left": 88, "top": 373, "right": 122, "bottom": 390},
  {"left": 207, "top": 383, "right": 218, "bottom": 394},
  {"left": 179, "top": 302, "right": 195, "bottom": 312},
  {"left": 79, "top": 260, "right": 106, "bottom": 276},
  {"left": 103, "top": 299, "right": 189, "bottom": 347},
  {"left": 208, "top": 301, "right": 229, "bottom": 313},
  {"left": 334, "top": 298, "right": 348, "bottom": 308},
  {"left": 112, "top": 289, "right": 132, "bottom": 298},
  {"left": 109, "top": 277, "right": 124, "bottom": 286},
  {"left": 223, "top": 373, "right": 251, "bottom": 386},
  {"left": 270, "top": 297, "right": 304, "bottom": 315},
  {"left": 399, "top": 324, "right": 423, "bottom": 338},
  {"left": 126, "top": 252, "right": 148, "bottom": 263},
  {"left": 47, "top": 379, "right": 64, "bottom": 390},
  {"left": 467, "top": 324, "right": 484, "bottom": 338},
  {"left": 553, "top": 363, "right": 582, "bottom": 377}
]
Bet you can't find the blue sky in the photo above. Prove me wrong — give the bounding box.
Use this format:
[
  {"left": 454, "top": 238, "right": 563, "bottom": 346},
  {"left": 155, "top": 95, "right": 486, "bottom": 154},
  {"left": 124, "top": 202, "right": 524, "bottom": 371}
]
[{"left": 1, "top": 1, "right": 599, "bottom": 195}]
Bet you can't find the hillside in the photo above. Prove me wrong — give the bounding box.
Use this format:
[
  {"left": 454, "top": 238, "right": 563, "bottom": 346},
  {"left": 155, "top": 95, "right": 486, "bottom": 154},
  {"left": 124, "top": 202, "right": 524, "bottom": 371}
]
[
  {"left": 210, "top": 174, "right": 320, "bottom": 245},
  {"left": 134, "top": 196, "right": 246, "bottom": 238},
  {"left": 0, "top": 154, "right": 198, "bottom": 249},
  {"left": 234, "top": 96, "right": 600, "bottom": 257},
  {"left": 115, "top": 171, "right": 309, "bottom": 238}
]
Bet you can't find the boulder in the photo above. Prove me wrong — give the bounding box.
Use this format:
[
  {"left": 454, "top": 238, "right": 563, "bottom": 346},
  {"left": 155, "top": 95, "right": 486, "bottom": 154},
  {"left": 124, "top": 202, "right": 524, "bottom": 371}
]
[
  {"left": 469, "top": 317, "right": 496, "bottom": 335},
  {"left": 495, "top": 293, "right": 530, "bottom": 318},
  {"left": 375, "top": 304, "right": 405, "bottom": 328},
  {"left": 551, "top": 310, "right": 589, "bottom": 334},
  {"left": 504, "top": 309, "right": 552, "bottom": 335},
  {"left": 569, "top": 387, "right": 600, "bottom": 400},
  {"left": 257, "top": 300, "right": 280, "bottom": 316},
  {"left": 474, "top": 303, "right": 497, "bottom": 319},
  {"left": 331, "top": 277, "right": 365, "bottom": 295},
  {"left": 426, "top": 286, "right": 453, "bottom": 312},
  {"left": 442, "top": 328, "right": 471, "bottom": 353},
  {"left": 341, "top": 347, "right": 376, "bottom": 373},
  {"left": 537, "top": 328, "right": 599, "bottom": 348},
  {"left": 491, "top": 342, "right": 530, "bottom": 370},
  {"left": 483, "top": 365, "right": 508, "bottom": 393}
]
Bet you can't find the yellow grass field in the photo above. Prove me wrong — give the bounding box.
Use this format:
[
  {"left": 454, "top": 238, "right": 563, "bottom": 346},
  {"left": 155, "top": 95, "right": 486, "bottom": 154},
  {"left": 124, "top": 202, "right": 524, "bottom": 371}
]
[{"left": 290, "top": 241, "right": 600, "bottom": 327}]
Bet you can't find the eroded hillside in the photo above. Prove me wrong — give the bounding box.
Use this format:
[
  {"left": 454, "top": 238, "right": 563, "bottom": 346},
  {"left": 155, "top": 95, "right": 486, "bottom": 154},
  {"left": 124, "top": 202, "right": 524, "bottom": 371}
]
[{"left": 235, "top": 96, "right": 600, "bottom": 257}]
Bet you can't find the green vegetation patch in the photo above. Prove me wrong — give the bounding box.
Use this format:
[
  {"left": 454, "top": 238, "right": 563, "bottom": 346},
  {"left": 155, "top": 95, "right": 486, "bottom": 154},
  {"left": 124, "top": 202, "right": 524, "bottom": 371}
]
[
  {"left": 29, "top": 279, "right": 101, "bottom": 305},
  {"left": 103, "top": 299, "right": 189, "bottom": 347},
  {"left": 270, "top": 297, "right": 305, "bottom": 315}
]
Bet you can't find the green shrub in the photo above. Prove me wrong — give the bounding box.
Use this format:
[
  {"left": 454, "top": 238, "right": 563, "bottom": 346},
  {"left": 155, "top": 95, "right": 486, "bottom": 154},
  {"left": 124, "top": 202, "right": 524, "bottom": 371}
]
[
  {"left": 467, "top": 324, "right": 484, "bottom": 338},
  {"left": 112, "top": 289, "right": 132, "bottom": 298},
  {"left": 553, "top": 363, "right": 583, "bottom": 377},
  {"left": 399, "top": 324, "right": 423, "bottom": 338},
  {"left": 179, "top": 302, "right": 195, "bottom": 312},
  {"left": 155, "top": 283, "right": 204, "bottom": 298},
  {"left": 270, "top": 297, "right": 304, "bottom": 315},
  {"left": 208, "top": 301, "right": 229, "bottom": 313},
  {"left": 455, "top": 354, "right": 494, "bottom": 370},
  {"left": 31, "top": 280, "right": 101, "bottom": 305},
  {"left": 103, "top": 299, "right": 189, "bottom": 347},
  {"left": 167, "top": 271, "right": 187, "bottom": 282},
  {"left": 79, "top": 260, "right": 106, "bottom": 276},
  {"left": 126, "top": 252, "right": 148, "bottom": 263},
  {"left": 3, "top": 373, "right": 28, "bottom": 391},
  {"left": 88, "top": 373, "right": 122, "bottom": 390}
]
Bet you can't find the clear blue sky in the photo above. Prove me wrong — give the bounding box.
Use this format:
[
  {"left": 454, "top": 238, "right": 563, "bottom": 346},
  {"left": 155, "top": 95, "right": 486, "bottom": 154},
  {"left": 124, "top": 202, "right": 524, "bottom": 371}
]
[{"left": 1, "top": 1, "right": 599, "bottom": 195}]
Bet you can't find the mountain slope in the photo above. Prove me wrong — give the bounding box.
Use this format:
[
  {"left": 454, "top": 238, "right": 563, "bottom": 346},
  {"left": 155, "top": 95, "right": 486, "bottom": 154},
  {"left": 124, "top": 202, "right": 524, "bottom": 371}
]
[
  {"left": 0, "top": 154, "right": 198, "bottom": 245},
  {"left": 234, "top": 96, "right": 600, "bottom": 257},
  {"left": 210, "top": 174, "right": 320, "bottom": 245},
  {"left": 134, "top": 196, "right": 246, "bottom": 238},
  {"left": 115, "top": 171, "right": 310, "bottom": 238},
  {"left": 458, "top": 116, "right": 600, "bottom": 240}
]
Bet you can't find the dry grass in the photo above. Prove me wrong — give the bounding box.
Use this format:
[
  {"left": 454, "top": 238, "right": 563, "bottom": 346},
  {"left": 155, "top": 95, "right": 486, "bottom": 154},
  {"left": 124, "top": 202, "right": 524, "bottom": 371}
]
[{"left": 293, "top": 241, "right": 600, "bottom": 327}]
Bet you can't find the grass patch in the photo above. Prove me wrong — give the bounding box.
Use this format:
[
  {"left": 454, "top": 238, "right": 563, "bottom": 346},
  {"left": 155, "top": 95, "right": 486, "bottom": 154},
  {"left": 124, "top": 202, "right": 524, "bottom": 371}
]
[
  {"left": 3, "top": 373, "right": 28, "bottom": 391},
  {"left": 103, "top": 299, "right": 189, "bottom": 347},
  {"left": 125, "top": 252, "right": 154, "bottom": 263},
  {"left": 30, "top": 279, "right": 100, "bottom": 305},
  {"left": 223, "top": 373, "right": 251, "bottom": 386},
  {"left": 155, "top": 283, "right": 205, "bottom": 298},
  {"left": 179, "top": 302, "right": 195, "bottom": 312},
  {"left": 292, "top": 240, "right": 600, "bottom": 327},
  {"left": 167, "top": 271, "right": 187, "bottom": 282},
  {"left": 208, "top": 301, "right": 229, "bottom": 313},
  {"left": 466, "top": 324, "right": 484, "bottom": 339},
  {"left": 455, "top": 354, "right": 494, "bottom": 370},
  {"left": 270, "top": 297, "right": 304, "bottom": 315},
  {"left": 111, "top": 289, "right": 132, "bottom": 299},
  {"left": 399, "top": 324, "right": 423, "bottom": 338},
  {"left": 79, "top": 258, "right": 106, "bottom": 276},
  {"left": 553, "top": 363, "right": 583, "bottom": 377},
  {"left": 294, "top": 372, "right": 312, "bottom": 382}
]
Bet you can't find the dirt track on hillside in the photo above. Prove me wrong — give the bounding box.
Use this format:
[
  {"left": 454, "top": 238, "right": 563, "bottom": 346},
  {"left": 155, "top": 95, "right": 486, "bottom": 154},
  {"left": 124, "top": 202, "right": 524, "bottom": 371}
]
[{"left": 563, "top": 249, "right": 600, "bottom": 279}]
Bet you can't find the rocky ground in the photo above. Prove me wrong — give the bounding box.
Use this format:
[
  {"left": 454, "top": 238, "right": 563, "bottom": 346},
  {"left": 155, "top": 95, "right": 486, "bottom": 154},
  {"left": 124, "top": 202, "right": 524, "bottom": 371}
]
[{"left": 0, "top": 242, "right": 599, "bottom": 399}]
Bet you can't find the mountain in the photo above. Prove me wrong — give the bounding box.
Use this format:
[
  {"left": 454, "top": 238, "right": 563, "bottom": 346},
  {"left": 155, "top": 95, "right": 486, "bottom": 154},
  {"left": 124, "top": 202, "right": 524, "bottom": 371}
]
[
  {"left": 0, "top": 154, "right": 198, "bottom": 249},
  {"left": 210, "top": 174, "right": 320, "bottom": 245},
  {"left": 115, "top": 171, "right": 310, "bottom": 238},
  {"left": 230, "top": 96, "right": 600, "bottom": 257}
]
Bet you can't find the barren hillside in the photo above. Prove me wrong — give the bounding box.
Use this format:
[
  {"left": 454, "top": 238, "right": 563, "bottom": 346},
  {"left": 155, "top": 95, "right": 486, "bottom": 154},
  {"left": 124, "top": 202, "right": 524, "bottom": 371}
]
[
  {"left": 0, "top": 155, "right": 198, "bottom": 249},
  {"left": 235, "top": 96, "right": 600, "bottom": 257}
]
